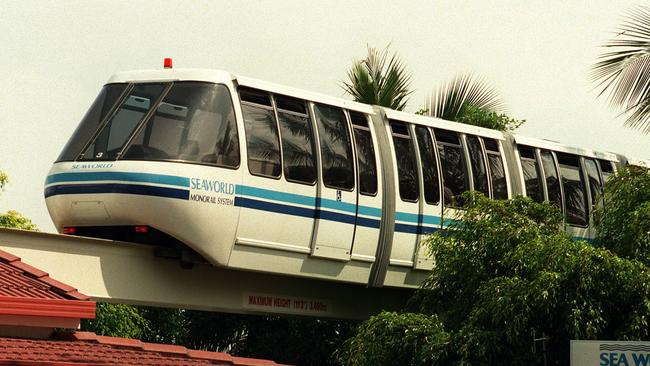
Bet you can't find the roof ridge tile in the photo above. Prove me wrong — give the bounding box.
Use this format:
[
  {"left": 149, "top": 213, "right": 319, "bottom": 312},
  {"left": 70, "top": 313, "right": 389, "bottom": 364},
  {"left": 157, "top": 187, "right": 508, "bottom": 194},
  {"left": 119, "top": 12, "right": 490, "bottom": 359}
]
[
  {"left": 0, "top": 249, "right": 20, "bottom": 263},
  {"left": 141, "top": 342, "right": 190, "bottom": 355}
]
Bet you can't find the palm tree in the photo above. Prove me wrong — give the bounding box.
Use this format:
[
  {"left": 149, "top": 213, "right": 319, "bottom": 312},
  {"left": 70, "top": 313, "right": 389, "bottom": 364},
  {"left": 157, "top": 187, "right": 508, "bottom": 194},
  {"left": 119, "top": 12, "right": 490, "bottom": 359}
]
[
  {"left": 424, "top": 73, "right": 506, "bottom": 121},
  {"left": 593, "top": 6, "right": 650, "bottom": 134},
  {"left": 342, "top": 45, "right": 413, "bottom": 111}
]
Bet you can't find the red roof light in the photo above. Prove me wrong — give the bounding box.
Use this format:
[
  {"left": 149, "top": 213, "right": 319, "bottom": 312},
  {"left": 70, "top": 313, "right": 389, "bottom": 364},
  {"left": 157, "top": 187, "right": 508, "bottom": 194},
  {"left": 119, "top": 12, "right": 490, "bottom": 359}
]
[{"left": 164, "top": 58, "right": 173, "bottom": 69}]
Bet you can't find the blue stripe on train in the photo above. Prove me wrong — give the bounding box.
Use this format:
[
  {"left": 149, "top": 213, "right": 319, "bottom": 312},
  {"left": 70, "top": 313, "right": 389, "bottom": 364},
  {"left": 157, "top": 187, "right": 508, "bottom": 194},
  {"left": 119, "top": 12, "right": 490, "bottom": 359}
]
[
  {"left": 46, "top": 172, "right": 189, "bottom": 187},
  {"left": 236, "top": 184, "right": 383, "bottom": 218},
  {"left": 394, "top": 223, "right": 440, "bottom": 234},
  {"left": 44, "top": 183, "right": 189, "bottom": 200},
  {"left": 234, "top": 197, "right": 382, "bottom": 229}
]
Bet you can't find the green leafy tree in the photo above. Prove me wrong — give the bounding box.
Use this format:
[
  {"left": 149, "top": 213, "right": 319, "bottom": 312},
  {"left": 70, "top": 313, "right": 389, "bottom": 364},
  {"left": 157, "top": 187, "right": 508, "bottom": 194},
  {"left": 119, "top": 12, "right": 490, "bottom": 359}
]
[
  {"left": 594, "top": 165, "right": 650, "bottom": 264},
  {"left": 342, "top": 45, "right": 413, "bottom": 110},
  {"left": 339, "top": 193, "right": 650, "bottom": 365},
  {"left": 82, "top": 303, "right": 150, "bottom": 339},
  {"left": 0, "top": 171, "right": 37, "bottom": 231},
  {"left": 454, "top": 104, "right": 524, "bottom": 132},
  {"left": 336, "top": 312, "right": 449, "bottom": 366},
  {"left": 593, "top": 6, "right": 650, "bottom": 133}
]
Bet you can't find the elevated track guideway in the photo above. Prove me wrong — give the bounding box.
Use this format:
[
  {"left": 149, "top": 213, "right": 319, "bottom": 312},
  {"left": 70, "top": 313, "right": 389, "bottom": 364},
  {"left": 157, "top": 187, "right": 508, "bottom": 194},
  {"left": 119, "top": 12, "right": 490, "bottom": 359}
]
[{"left": 0, "top": 227, "right": 410, "bottom": 319}]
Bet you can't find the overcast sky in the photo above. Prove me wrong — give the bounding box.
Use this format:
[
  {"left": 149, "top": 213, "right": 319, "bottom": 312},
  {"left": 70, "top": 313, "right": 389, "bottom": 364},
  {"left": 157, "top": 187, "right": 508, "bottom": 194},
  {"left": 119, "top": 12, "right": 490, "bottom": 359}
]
[{"left": 0, "top": 1, "right": 647, "bottom": 232}]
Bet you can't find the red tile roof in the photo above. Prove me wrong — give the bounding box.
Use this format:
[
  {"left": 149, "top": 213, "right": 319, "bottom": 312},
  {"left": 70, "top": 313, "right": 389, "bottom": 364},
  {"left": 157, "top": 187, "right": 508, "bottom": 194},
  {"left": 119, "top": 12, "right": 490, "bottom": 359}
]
[
  {"left": 0, "top": 249, "right": 89, "bottom": 301},
  {"left": 0, "top": 249, "right": 95, "bottom": 320},
  {"left": 0, "top": 331, "right": 287, "bottom": 366},
  {"left": 0, "top": 247, "right": 286, "bottom": 365}
]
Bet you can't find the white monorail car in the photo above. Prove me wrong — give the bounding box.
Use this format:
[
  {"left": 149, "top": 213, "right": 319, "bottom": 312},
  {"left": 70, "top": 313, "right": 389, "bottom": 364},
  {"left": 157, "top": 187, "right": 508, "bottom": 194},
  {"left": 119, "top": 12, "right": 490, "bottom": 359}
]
[{"left": 45, "top": 66, "right": 626, "bottom": 288}]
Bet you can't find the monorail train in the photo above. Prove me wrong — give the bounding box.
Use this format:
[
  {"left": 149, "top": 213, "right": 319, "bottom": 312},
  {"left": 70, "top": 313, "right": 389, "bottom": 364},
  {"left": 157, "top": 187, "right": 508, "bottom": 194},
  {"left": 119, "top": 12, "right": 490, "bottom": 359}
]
[{"left": 44, "top": 63, "right": 629, "bottom": 288}]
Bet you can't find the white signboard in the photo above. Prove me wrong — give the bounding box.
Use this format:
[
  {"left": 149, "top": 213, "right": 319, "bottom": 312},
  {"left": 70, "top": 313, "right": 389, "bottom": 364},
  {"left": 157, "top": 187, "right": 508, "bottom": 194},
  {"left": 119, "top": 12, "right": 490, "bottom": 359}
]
[{"left": 571, "top": 340, "right": 650, "bottom": 366}]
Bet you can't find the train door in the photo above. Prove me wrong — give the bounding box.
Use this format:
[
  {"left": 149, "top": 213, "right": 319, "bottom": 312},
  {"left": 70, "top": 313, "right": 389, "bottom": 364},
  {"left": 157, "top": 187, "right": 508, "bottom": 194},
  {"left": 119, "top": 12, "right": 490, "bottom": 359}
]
[
  {"left": 412, "top": 126, "right": 443, "bottom": 270},
  {"left": 310, "top": 104, "right": 358, "bottom": 261},
  {"left": 434, "top": 128, "right": 470, "bottom": 227},
  {"left": 349, "top": 112, "right": 383, "bottom": 263},
  {"left": 388, "top": 121, "right": 421, "bottom": 268},
  {"left": 235, "top": 88, "right": 317, "bottom": 253}
]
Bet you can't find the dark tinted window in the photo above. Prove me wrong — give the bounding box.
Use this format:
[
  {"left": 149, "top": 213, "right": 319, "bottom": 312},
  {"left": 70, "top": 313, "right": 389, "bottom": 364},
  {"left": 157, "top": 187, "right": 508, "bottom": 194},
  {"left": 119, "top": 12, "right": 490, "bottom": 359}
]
[
  {"left": 466, "top": 135, "right": 489, "bottom": 197},
  {"left": 391, "top": 121, "right": 418, "bottom": 202},
  {"left": 557, "top": 153, "right": 588, "bottom": 226},
  {"left": 415, "top": 126, "right": 440, "bottom": 204},
  {"left": 241, "top": 90, "right": 281, "bottom": 177},
  {"left": 584, "top": 158, "right": 602, "bottom": 207},
  {"left": 485, "top": 139, "right": 507, "bottom": 199},
  {"left": 519, "top": 146, "right": 543, "bottom": 202},
  {"left": 541, "top": 150, "right": 563, "bottom": 210},
  {"left": 57, "top": 84, "right": 128, "bottom": 161},
  {"left": 123, "top": 83, "right": 239, "bottom": 167},
  {"left": 314, "top": 105, "right": 354, "bottom": 190},
  {"left": 276, "top": 96, "right": 316, "bottom": 184},
  {"left": 351, "top": 112, "right": 377, "bottom": 195},
  {"left": 80, "top": 83, "right": 166, "bottom": 160},
  {"left": 435, "top": 129, "right": 468, "bottom": 207}
]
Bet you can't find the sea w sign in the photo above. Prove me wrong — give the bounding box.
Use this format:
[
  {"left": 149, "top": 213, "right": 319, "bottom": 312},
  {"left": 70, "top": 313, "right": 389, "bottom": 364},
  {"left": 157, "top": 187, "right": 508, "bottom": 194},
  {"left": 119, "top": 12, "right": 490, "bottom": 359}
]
[{"left": 571, "top": 340, "right": 650, "bottom": 366}]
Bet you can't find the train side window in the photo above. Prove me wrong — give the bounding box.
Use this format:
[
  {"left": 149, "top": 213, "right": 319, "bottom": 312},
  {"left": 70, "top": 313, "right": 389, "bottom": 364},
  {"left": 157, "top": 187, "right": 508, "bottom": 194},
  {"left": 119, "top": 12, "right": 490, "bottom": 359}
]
[
  {"left": 391, "top": 121, "right": 419, "bottom": 202},
  {"left": 557, "top": 152, "right": 588, "bottom": 227},
  {"left": 540, "top": 150, "right": 563, "bottom": 210},
  {"left": 350, "top": 112, "right": 378, "bottom": 196},
  {"left": 123, "top": 82, "right": 240, "bottom": 168},
  {"left": 240, "top": 88, "right": 282, "bottom": 178},
  {"left": 275, "top": 95, "right": 316, "bottom": 184},
  {"left": 58, "top": 83, "right": 128, "bottom": 162},
  {"left": 80, "top": 83, "right": 166, "bottom": 161},
  {"left": 598, "top": 159, "right": 615, "bottom": 182},
  {"left": 415, "top": 126, "right": 440, "bottom": 205},
  {"left": 434, "top": 128, "right": 468, "bottom": 207},
  {"left": 584, "top": 158, "right": 602, "bottom": 207},
  {"left": 519, "top": 145, "right": 543, "bottom": 202},
  {"left": 466, "top": 135, "right": 490, "bottom": 197},
  {"left": 485, "top": 138, "right": 508, "bottom": 200},
  {"left": 313, "top": 104, "right": 355, "bottom": 190}
]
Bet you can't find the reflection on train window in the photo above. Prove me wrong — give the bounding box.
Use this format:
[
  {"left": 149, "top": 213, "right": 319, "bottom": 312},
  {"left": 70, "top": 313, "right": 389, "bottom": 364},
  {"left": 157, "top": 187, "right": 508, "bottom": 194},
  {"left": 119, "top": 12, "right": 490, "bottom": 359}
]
[
  {"left": 275, "top": 96, "right": 316, "bottom": 184},
  {"left": 58, "top": 83, "right": 128, "bottom": 161},
  {"left": 434, "top": 128, "right": 468, "bottom": 207},
  {"left": 415, "top": 126, "right": 440, "bottom": 205},
  {"left": 350, "top": 112, "right": 378, "bottom": 196},
  {"left": 123, "top": 82, "right": 240, "bottom": 168},
  {"left": 81, "top": 83, "right": 166, "bottom": 161},
  {"left": 485, "top": 138, "right": 508, "bottom": 199},
  {"left": 557, "top": 152, "right": 588, "bottom": 226},
  {"left": 519, "top": 145, "right": 543, "bottom": 202},
  {"left": 598, "top": 159, "right": 615, "bottom": 182},
  {"left": 314, "top": 104, "right": 355, "bottom": 190},
  {"left": 584, "top": 158, "right": 602, "bottom": 207},
  {"left": 466, "top": 135, "right": 489, "bottom": 197},
  {"left": 391, "top": 121, "right": 418, "bottom": 202},
  {"left": 541, "top": 150, "right": 563, "bottom": 210},
  {"left": 240, "top": 89, "right": 281, "bottom": 177}
]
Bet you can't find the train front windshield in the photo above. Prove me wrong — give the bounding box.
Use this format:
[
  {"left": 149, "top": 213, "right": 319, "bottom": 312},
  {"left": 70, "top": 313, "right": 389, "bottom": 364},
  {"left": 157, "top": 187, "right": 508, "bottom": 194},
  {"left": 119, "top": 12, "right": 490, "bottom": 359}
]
[{"left": 57, "top": 82, "right": 240, "bottom": 167}]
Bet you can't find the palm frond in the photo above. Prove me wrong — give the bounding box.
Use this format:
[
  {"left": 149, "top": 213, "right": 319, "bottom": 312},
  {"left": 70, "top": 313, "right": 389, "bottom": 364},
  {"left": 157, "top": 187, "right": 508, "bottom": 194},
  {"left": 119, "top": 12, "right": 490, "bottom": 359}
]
[
  {"left": 342, "top": 45, "right": 413, "bottom": 111},
  {"left": 425, "top": 73, "right": 506, "bottom": 121},
  {"left": 592, "top": 6, "right": 650, "bottom": 132}
]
